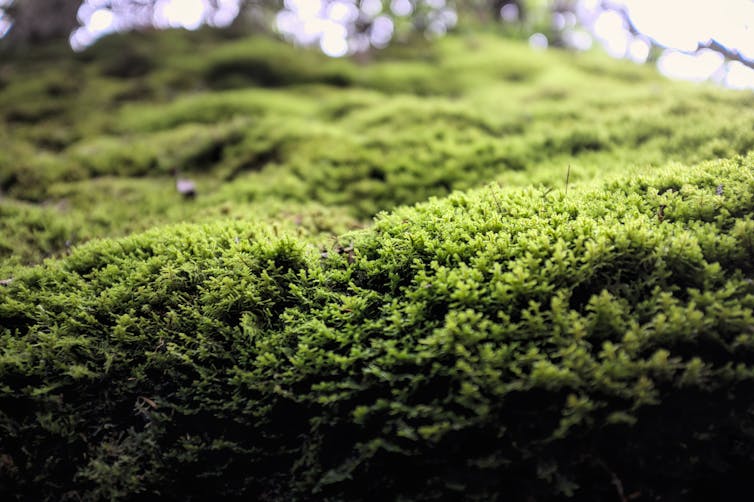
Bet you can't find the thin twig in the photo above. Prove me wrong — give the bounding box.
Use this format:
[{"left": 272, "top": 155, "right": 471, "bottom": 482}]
[
  {"left": 565, "top": 164, "right": 571, "bottom": 196},
  {"left": 490, "top": 183, "right": 505, "bottom": 216},
  {"left": 595, "top": 459, "right": 628, "bottom": 502}
]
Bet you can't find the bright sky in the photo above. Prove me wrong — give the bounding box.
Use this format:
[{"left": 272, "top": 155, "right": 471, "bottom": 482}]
[
  {"left": 275, "top": 0, "right": 405, "bottom": 57},
  {"left": 583, "top": 0, "right": 754, "bottom": 88},
  {"left": 0, "top": 0, "right": 11, "bottom": 38},
  {"left": 71, "top": 0, "right": 241, "bottom": 49}
]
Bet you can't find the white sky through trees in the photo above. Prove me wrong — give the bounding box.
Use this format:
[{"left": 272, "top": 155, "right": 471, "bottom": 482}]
[
  {"left": 583, "top": 0, "right": 754, "bottom": 88},
  {"left": 2, "top": 0, "right": 753, "bottom": 88}
]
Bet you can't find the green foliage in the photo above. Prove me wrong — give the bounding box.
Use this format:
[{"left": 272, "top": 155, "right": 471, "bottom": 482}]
[{"left": 3, "top": 28, "right": 754, "bottom": 500}]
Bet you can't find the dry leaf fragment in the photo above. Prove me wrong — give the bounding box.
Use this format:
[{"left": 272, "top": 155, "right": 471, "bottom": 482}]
[{"left": 138, "top": 396, "right": 159, "bottom": 409}]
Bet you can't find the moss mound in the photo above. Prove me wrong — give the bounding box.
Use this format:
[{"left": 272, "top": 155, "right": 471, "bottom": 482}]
[
  {"left": 2, "top": 28, "right": 754, "bottom": 500},
  {"left": 2, "top": 158, "right": 754, "bottom": 499}
]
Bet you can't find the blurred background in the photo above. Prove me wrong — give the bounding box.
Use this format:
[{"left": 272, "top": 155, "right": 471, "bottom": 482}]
[{"left": 1, "top": 0, "right": 753, "bottom": 89}]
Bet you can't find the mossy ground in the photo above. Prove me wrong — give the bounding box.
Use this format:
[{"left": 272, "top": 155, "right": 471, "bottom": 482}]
[
  {"left": 1, "top": 28, "right": 754, "bottom": 500},
  {"left": 3, "top": 28, "right": 754, "bottom": 274}
]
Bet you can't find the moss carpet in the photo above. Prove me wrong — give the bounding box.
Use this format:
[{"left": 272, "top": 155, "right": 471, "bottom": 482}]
[{"left": 1, "top": 29, "right": 754, "bottom": 500}]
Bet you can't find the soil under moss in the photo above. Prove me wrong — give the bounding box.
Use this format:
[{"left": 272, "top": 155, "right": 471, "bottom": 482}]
[{"left": 1, "top": 28, "right": 754, "bottom": 500}]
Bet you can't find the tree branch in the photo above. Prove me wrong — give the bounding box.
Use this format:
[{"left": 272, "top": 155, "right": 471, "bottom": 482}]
[
  {"left": 599, "top": 1, "right": 754, "bottom": 71},
  {"left": 698, "top": 39, "right": 754, "bottom": 71}
]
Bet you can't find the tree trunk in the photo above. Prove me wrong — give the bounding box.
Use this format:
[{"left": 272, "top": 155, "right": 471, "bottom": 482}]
[{"left": 2, "top": 0, "right": 82, "bottom": 47}]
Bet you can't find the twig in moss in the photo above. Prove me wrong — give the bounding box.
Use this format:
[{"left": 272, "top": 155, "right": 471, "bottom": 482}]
[
  {"left": 138, "top": 396, "right": 159, "bottom": 410},
  {"left": 134, "top": 396, "right": 159, "bottom": 419},
  {"left": 330, "top": 239, "right": 356, "bottom": 263},
  {"left": 565, "top": 164, "right": 571, "bottom": 196},
  {"left": 237, "top": 253, "right": 254, "bottom": 269},
  {"left": 610, "top": 471, "right": 628, "bottom": 502},
  {"left": 595, "top": 459, "right": 628, "bottom": 502},
  {"left": 490, "top": 183, "right": 505, "bottom": 217},
  {"left": 344, "top": 242, "right": 356, "bottom": 264}
]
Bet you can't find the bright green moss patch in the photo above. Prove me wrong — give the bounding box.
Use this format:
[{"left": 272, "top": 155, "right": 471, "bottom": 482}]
[{"left": 2, "top": 158, "right": 754, "bottom": 499}]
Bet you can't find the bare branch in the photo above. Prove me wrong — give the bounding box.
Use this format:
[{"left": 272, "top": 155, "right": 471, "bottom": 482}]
[
  {"left": 600, "top": 0, "right": 754, "bottom": 71},
  {"left": 599, "top": 0, "right": 642, "bottom": 37},
  {"left": 699, "top": 39, "right": 754, "bottom": 71}
]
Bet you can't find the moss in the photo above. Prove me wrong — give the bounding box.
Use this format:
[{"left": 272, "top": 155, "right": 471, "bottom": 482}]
[
  {"left": 115, "top": 88, "right": 317, "bottom": 132},
  {"left": 68, "top": 121, "right": 248, "bottom": 178},
  {"left": 201, "top": 38, "right": 355, "bottom": 89},
  {"left": 0, "top": 200, "right": 76, "bottom": 276},
  {"left": 2, "top": 159, "right": 754, "bottom": 499},
  {"left": 4, "top": 31, "right": 754, "bottom": 254},
  {"left": 2, "top": 27, "right": 754, "bottom": 500}
]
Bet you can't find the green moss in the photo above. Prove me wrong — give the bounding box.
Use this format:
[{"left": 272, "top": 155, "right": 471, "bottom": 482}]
[
  {"left": 69, "top": 120, "right": 248, "bottom": 177},
  {"left": 0, "top": 200, "right": 76, "bottom": 276},
  {"left": 4, "top": 31, "right": 754, "bottom": 257},
  {"left": 2, "top": 27, "right": 754, "bottom": 500},
  {"left": 2, "top": 158, "right": 754, "bottom": 499}
]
